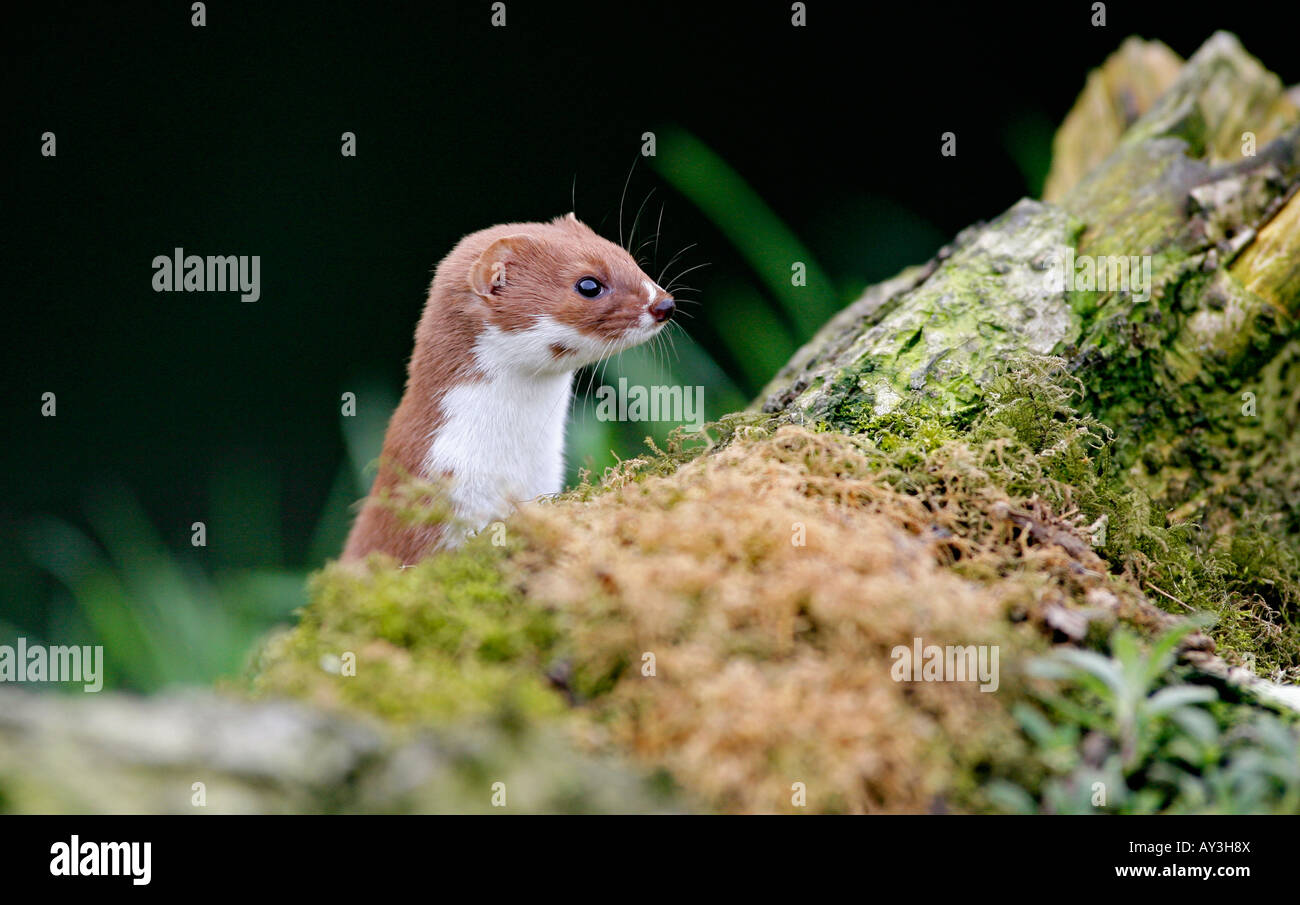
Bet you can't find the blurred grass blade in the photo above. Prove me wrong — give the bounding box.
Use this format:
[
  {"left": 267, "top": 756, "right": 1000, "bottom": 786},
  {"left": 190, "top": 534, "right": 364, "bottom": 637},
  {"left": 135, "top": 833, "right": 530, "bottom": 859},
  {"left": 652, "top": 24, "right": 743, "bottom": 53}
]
[{"left": 651, "top": 126, "right": 838, "bottom": 339}]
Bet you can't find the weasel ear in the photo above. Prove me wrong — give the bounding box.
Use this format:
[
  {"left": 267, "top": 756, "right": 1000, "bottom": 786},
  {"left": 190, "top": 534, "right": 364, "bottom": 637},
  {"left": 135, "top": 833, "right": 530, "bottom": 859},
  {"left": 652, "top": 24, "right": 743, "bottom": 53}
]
[{"left": 469, "top": 235, "right": 538, "bottom": 301}]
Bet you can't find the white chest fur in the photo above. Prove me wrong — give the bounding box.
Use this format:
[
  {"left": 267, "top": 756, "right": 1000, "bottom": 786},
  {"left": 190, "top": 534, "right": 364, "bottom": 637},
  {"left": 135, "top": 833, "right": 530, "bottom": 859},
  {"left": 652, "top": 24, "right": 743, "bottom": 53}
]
[{"left": 421, "top": 324, "right": 577, "bottom": 541}]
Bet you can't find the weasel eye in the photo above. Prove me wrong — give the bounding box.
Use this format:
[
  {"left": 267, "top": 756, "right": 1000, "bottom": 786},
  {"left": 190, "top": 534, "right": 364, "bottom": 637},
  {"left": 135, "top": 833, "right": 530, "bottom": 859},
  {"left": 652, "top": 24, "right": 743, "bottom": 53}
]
[{"left": 575, "top": 277, "right": 604, "bottom": 298}]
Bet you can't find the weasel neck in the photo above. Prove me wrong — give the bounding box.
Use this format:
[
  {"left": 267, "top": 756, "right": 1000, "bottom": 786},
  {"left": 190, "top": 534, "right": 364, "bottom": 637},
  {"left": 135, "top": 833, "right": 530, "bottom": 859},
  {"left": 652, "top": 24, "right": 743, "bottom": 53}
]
[{"left": 421, "top": 363, "right": 575, "bottom": 538}]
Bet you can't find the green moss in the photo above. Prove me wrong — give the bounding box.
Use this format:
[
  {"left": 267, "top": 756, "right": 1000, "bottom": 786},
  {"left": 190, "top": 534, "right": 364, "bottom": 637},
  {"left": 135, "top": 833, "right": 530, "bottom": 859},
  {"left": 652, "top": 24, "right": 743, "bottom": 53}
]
[
  {"left": 1074, "top": 341, "right": 1300, "bottom": 677},
  {"left": 979, "top": 359, "right": 1299, "bottom": 676},
  {"left": 249, "top": 534, "right": 567, "bottom": 724},
  {"left": 247, "top": 354, "right": 1298, "bottom": 813},
  {"left": 809, "top": 354, "right": 1300, "bottom": 678},
  {"left": 562, "top": 411, "right": 776, "bottom": 503}
]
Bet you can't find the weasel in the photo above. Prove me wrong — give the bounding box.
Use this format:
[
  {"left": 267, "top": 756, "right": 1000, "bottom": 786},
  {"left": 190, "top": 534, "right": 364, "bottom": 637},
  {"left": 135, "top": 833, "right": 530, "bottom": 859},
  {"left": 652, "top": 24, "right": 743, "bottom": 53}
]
[{"left": 341, "top": 213, "right": 675, "bottom": 565}]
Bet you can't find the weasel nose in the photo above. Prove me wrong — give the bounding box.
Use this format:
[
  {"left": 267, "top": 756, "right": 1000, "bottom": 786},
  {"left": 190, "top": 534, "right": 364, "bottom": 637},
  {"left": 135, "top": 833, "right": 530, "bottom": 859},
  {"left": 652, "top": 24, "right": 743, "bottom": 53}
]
[{"left": 649, "top": 296, "right": 675, "bottom": 322}]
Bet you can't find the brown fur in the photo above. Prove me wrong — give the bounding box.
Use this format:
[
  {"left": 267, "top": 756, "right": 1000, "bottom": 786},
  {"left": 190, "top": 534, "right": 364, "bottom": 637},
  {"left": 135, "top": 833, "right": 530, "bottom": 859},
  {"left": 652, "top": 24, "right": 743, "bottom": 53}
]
[{"left": 342, "top": 215, "right": 671, "bottom": 564}]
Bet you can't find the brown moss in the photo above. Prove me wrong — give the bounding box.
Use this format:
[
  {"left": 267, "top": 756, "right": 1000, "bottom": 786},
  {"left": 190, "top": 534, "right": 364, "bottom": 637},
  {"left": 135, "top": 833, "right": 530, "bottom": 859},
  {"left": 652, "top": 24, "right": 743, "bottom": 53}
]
[
  {"left": 254, "top": 355, "right": 1281, "bottom": 813},
  {"left": 511, "top": 426, "right": 1133, "bottom": 812}
]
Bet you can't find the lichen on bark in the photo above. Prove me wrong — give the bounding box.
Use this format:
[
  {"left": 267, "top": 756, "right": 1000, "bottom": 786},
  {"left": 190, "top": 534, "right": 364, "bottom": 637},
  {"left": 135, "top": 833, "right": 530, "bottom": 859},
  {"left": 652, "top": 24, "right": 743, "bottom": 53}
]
[{"left": 760, "top": 199, "right": 1085, "bottom": 424}]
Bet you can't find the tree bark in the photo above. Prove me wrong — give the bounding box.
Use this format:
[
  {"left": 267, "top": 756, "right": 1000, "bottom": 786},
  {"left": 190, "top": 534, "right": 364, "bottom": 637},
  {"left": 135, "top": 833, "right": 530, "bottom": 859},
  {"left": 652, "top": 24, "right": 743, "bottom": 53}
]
[{"left": 761, "top": 34, "right": 1298, "bottom": 523}]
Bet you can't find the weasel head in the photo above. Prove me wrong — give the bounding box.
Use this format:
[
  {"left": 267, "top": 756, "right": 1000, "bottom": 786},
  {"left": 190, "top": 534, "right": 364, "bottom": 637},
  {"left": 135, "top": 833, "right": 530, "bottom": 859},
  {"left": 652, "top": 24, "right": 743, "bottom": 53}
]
[{"left": 463, "top": 213, "right": 675, "bottom": 373}]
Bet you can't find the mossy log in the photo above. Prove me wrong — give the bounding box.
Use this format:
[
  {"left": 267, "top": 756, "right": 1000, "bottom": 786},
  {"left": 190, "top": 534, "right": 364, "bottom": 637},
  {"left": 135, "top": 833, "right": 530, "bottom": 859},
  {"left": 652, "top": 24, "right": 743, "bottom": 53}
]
[
  {"left": 763, "top": 34, "right": 1297, "bottom": 442},
  {"left": 761, "top": 31, "right": 1300, "bottom": 679}
]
